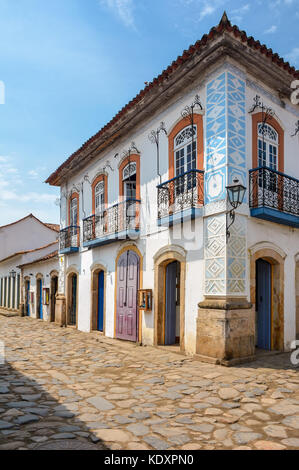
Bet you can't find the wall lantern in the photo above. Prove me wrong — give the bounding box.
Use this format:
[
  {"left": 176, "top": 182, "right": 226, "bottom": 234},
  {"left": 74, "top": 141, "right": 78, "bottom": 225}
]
[
  {"left": 226, "top": 178, "right": 246, "bottom": 240},
  {"left": 9, "top": 270, "right": 16, "bottom": 279}
]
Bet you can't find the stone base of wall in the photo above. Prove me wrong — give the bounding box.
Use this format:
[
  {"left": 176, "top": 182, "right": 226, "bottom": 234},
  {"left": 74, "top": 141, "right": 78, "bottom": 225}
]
[
  {"left": 0, "top": 307, "right": 20, "bottom": 318},
  {"left": 196, "top": 298, "right": 255, "bottom": 366},
  {"left": 55, "top": 294, "right": 66, "bottom": 327}
]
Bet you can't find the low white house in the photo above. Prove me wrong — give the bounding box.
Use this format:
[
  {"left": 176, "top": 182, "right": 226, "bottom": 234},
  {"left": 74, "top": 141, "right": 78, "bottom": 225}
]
[
  {"left": 0, "top": 214, "right": 59, "bottom": 316},
  {"left": 18, "top": 250, "right": 59, "bottom": 322},
  {"left": 46, "top": 14, "right": 299, "bottom": 364}
]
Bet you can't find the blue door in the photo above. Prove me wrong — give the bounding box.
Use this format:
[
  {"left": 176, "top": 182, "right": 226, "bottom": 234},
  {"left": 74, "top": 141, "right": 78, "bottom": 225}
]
[
  {"left": 165, "top": 262, "right": 177, "bottom": 345},
  {"left": 256, "top": 259, "right": 271, "bottom": 350},
  {"left": 97, "top": 271, "right": 104, "bottom": 332},
  {"left": 38, "top": 279, "right": 43, "bottom": 320}
]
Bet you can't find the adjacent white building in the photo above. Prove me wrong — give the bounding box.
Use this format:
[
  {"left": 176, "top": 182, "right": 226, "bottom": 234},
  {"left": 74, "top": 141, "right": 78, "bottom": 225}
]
[
  {"left": 0, "top": 214, "right": 59, "bottom": 317},
  {"left": 46, "top": 14, "right": 299, "bottom": 364}
]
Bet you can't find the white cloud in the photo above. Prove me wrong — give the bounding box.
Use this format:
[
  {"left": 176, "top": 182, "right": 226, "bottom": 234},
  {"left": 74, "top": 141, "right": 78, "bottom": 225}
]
[
  {"left": 264, "top": 25, "right": 278, "bottom": 34},
  {"left": 286, "top": 47, "right": 299, "bottom": 66},
  {"left": 199, "top": 4, "right": 217, "bottom": 20},
  {"left": 231, "top": 3, "right": 250, "bottom": 22},
  {"left": 100, "top": 0, "right": 136, "bottom": 28}
]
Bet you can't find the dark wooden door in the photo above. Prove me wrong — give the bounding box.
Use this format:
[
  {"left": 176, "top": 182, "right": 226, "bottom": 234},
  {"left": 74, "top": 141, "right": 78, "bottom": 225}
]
[
  {"left": 97, "top": 271, "right": 104, "bottom": 332},
  {"left": 51, "top": 277, "right": 58, "bottom": 322},
  {"left": 70, "top": 275, "right": 77, "bottom": 325},
  {"left": 165, "top": 262, "right": 177, "bottom": 345},
  {"left": 256, "top": 259, "right": 272, "bottom": 350},
  {"left": 116, "top": 250, "right": 139, "bottom": 342},
  {"left": 25, "top": 281, "right": 30, "bottom": 316}
]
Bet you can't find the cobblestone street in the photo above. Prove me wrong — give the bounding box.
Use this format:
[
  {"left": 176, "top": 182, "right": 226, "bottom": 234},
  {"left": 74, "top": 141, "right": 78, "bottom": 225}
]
[{"left": 0, "top": 316, "right": 298, "bottom": 450}]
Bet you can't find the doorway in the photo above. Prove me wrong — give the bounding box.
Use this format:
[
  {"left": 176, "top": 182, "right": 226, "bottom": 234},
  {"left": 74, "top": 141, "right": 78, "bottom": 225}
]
[
  {"left": 36, "top": 278, "right": 43, "bottom": 320},
  {"left": 256, "top": 259, "right": 272, "bottom": 350},
  {"left": 25, "top": 280, "right": 30, "bottom": 316},
  {"left": 50, "top": 276, "right": 58, "bottom": 322},
  {"left": 165, "top": 261, "right": 180, "bottom": 346},
  {"left": 68, "top": 274, "right": 77, "bottom": 326},
  {"left": 116, "top": 250, "right": 139, "bottom": 342},
  {"left": 97, "top": 271, "right": 104, "bottom": 332}
]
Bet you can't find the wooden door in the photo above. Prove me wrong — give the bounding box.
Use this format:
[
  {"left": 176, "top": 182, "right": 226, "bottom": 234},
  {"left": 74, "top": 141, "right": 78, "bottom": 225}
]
[
  {"left": 165, "top": 262, "right": 177, "bottom": 345},
  {"left": 97, "top": 271, "right": 104, "bottom": 332},
  {"left": 25, "top": 281, "right": 30, "bottom": 316},
  {"left": 116, "top": 250, "right": 139, "bottom": 342},
  {"left": 256, "top": 259, "right": 272, "bottom": 350},
  {"left": 70, "top": 275, "right": 77, "bottom": 326}
]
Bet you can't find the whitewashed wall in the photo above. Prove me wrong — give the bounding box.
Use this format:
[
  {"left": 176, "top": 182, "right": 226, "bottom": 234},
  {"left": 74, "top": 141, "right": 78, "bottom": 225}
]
[
  {"left": 60, "top": 59, "right": 299, "bottom": 354},
  {"left": 22, "top": 259, "right": 59, "bottom": 321}
]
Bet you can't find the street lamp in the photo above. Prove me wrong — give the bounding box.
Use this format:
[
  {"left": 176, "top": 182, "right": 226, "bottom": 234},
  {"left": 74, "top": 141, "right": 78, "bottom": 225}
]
[{"left": 226, "top": 178, "right": 246, "bottom": 240}]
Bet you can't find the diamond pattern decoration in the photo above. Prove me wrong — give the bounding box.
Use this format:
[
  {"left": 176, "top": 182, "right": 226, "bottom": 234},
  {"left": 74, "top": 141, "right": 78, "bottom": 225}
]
[{"left": 204, "top": 70, "right": 247, "bottom": 296}]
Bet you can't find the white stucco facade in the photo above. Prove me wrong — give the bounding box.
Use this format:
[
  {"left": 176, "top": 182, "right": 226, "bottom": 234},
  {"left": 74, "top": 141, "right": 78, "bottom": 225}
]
[
  {"left": 0, "top": 215, "right": 59, "bottom": 314},
  {"left": 47, "top": 25, "right": 299, "bottom": 359}
]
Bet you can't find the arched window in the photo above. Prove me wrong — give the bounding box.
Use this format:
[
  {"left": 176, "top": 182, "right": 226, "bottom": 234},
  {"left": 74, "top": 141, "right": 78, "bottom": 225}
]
[
  {"left": 258, "top": 123, "right": 278, "bottom": 170},
  {"left": 95, "top": 180, "right": 105, "bottom": 215},
  {"left": 174, "top": 125, "right": 197, "bottom": 176},
  {"left": 252, "top": 113, "right": 284, "bottom": 173},
  {"left": 122, "top": 162, "right": 137, "bottom": 200},
  {"left": 70, "top": 196, "right": 78, "bottom": 226}
]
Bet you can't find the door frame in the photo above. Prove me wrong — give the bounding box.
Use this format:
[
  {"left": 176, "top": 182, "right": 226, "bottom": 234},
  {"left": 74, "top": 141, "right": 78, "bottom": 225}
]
[
  {"left": 154, "top": 246, "right": 186, "bottom": 352},
  {"left": 66, "top": 269, "right": 79, "bottom": 328},
  {"left": 25, "top": 277, "right": 30, "bottom": 316},
  {"left": 164, "top": 260, "right": 180, "bottom": 346},
  {"left": 90, "top": 264, "right": 107, "bottom": 334},
  {"left": 36, "top": 275, "right": 43, "bottom": 320},
  {"left": 50, "top": 271, "right": 59, "bottom": 322},
  {"left": 256, "top": 259, "right": 273, "bottom": 350},
  {"left": 114, "top": 245, "right": 143, "bottom": 343},
  {"left": 250, "top": 245, "right": 285, "bottom": 351}
]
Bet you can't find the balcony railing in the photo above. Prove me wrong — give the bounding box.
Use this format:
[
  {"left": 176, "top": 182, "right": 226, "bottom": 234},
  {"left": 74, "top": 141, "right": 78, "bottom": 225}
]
[
  {"left": 157, "top": 169, "right": 204, "bottom": 221},
  {"left": 249, "top": 166, "right": 299, "bottom": 227},
  {"left": 83, "top": 199, "right": 141, "bottom": 246},
  {"left": 59, "top": 226, "right": 80, "bottom": 253}
]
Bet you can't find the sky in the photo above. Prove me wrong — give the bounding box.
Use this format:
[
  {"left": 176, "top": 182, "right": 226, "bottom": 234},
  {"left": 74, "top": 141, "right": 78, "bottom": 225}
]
[{"left": 0, "top": 0, "right": 298, "bottom": 226}]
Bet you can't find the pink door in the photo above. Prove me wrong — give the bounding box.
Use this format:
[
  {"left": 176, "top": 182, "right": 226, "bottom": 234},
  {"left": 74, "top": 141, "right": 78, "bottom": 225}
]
[{"left": 116, "top": 250, "right": 139, "bottom": 342}]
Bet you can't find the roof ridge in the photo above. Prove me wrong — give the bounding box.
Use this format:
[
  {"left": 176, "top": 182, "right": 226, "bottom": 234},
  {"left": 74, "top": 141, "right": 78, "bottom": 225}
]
[
  {"left": 0, "top": 214, "right": 59, "bottom": 233},
  {"left": 17, "top": 250, "right": 59, "bottom": 269},
  {"left": 0, "top": 241, "right": 58, "bottom": 264}
]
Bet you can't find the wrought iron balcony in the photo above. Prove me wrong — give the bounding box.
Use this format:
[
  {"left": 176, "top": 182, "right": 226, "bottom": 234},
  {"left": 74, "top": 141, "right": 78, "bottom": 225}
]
[
  {"left": 157, "top": 169, "right": 204, "bottom": 226},
  {"left": 59, "top": 226, "right": 80, "bottom": 254},
  {"left": 249, "top": 166, "right": 299, "bottom": 228},
  {"left": 83, "top": 199, "right": 141, "bottom": 248}
]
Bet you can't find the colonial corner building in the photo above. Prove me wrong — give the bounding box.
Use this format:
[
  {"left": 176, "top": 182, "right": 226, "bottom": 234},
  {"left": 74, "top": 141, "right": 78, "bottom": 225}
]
[{"left": 12, "top": 13, "right": 299, "bottom": 365}]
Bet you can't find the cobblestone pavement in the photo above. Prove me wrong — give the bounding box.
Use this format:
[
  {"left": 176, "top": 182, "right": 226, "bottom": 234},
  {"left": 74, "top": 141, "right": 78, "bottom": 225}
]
[{"left": 0, "top": 316, "right": 298, "bottom": 451}]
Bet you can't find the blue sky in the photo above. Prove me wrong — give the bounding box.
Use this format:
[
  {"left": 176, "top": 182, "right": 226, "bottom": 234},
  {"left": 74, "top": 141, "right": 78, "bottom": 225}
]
[{"left": 0, "top": 0, "right": 298, "bottom": 225}]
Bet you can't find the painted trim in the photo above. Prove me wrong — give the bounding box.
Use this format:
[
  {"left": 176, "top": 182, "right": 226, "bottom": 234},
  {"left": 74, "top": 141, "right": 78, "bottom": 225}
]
[
  {"left": 114, "top": 245, "right": 143, "bottom": 344},
  {"left": 90, "top": 264, "right": 107, "bottom": 336},
  {"left": 168, "top": 113, "right": 204, "bottom": 181},
  {"left": 249, "top": 241, "right": 286, "bottom": 260},
  {"left": 250, "top": 207, "right": 299, "bottom": 229},
  {"left": 91, "top": 174, "right": 108, "bottom": 215},
  {"left": 68, "top": 192, "right": 80, "bottom": 247},
  {"left": 119, "top": 154, "right": 140, "bottom": 201},
  {"left": 153, "top": 246, "right": 186, "bottom": 352},
  {"left": 250, "top": 248, "right": 285, "bottom": 351},
  {"left": 65, "top": 270, "right": 79, "bottom": 329},
  {"left": 68, "top": 192, "right": 80, "bottom": 226},
  {"left": 252, "top": 112, "right": 284, "bottom": 172}
]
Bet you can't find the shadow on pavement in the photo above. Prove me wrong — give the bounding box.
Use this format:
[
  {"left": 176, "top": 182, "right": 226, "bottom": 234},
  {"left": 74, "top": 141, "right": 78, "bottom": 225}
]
[{"left": 0, "top": 360, "right": 109, "bottom": 450}]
